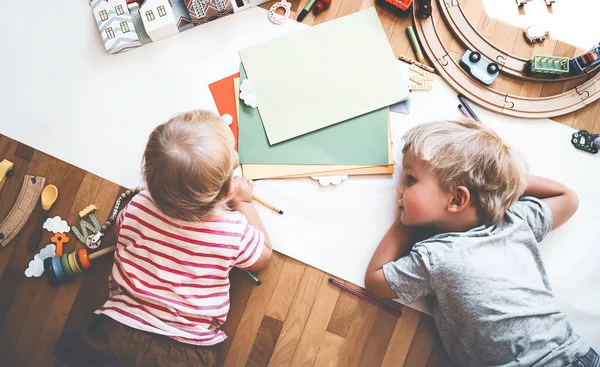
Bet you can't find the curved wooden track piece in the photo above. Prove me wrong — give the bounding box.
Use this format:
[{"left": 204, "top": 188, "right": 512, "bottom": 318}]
[
  {"left": 438, "top": 0, "right": 599, "bottom": 81},
  {"left": 0, "top": 175, "right": 46, "bottom": 247},
  {"left": 413, "top": 0, "right": 600, "bottom": 118}
]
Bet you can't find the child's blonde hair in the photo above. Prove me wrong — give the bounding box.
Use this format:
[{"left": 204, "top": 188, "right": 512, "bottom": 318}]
[
  {"left": 402, "top": 119, "right": 527, "bottom": 225},
  {"left": 142, "top": 110, "right": 236, "bottom": 221}
]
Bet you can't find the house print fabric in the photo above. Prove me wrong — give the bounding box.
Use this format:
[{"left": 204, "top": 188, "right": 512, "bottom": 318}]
[
  {"left": 184, "top": 0, "right": 234, "bottom": 25},
  {"left": 90, "top": 0, "right": 142, "bottom": 54}
]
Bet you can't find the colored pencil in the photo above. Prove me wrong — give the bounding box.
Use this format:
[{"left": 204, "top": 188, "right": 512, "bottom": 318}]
[
  {"left": 457, "top": 94, "right": 481, "bottom": 122},
  {"left": 398, "top": 54, "right": 436, "bottom": 74},
  {"left": 458, "top": 104, "right": 470, "bottom": 118},
  {"left": 243, "top": 270, "right": 261, "bottom": 285},
  {"left": 406, "top": 26, "right": 425, "bottom": 64},
  {"left": 252, "top": 194, "right": 283, "bottom": 215},
  {"left": 328, "top": 278, "right": 402, "bottom": 317}
]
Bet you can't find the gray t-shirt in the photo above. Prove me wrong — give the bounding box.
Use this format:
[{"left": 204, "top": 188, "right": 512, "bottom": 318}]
[{"left": 383, "top": 197, "right": 588, "bottom": 367}]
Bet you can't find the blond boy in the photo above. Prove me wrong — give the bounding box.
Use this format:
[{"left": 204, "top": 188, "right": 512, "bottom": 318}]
[
  {"left": 64, "top": 110, "right": 272, "bottom": 367},
  {"left": 365, "top": 120, "right": 598, "bottom": 367}
]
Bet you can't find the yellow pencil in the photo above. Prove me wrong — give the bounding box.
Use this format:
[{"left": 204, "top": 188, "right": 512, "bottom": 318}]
[{"left": 252, "top": 194, "right": 283, "bottom": 215}]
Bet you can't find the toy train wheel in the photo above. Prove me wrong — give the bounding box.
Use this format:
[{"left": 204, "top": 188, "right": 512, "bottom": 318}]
[
  {"left": 6, "top": 170, "right": 13, "bottom": 178},
  {"left": 487, "top": 63, "right": 499, "bottom": 74},
  {"left": 469, "top": 52, "right": 481, "bottom": 63}
]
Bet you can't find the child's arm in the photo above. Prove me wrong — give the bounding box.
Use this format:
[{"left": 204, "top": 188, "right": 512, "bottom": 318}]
[
  {"left": 231, "top": 177, "right": 273, "bottom": 271},
  {"left": 364, "top": 217, "right": 423, "bottom": 299},
  {"left": 522, "top": 175, "right": 579, "bottom": 230}
]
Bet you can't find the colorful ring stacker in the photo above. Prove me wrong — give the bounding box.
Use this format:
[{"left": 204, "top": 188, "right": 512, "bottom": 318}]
[{"left": 44, "top": 257, "right": 60, "bottom": 286}]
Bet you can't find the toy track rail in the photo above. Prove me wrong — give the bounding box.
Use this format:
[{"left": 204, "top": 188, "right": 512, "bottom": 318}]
[
  {"left": 413, "top": 0, "right": 600, "bottom": 118},
  {"left": 438, "top": 0, "right": 600, "bottom": 81},
  {"left": 0, "top": 175, "right": 45, "bottom": 247}
]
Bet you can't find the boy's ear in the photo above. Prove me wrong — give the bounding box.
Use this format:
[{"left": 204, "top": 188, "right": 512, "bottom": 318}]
[
  {"left": 447, "top": 186, "right": 471, "bottom": 213},
  {"left": 224, "top": 179, "right": 236, "bottom": 202}
]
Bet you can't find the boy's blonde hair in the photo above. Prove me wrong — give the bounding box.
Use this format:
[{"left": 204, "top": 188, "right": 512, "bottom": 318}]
[
  {"left": 402, "top": 119, "right": 527, "bottom": 225},
  {"left": 142, "top": 110, "right": 236, "bottom": 221}
]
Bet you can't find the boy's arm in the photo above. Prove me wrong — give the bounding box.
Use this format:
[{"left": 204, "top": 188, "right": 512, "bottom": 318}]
[
  {"left": 522, "top": 175, "right": 579, "bottom": 230},
  {"left": 234, "top": 202, "right": 272, "bottom": 271},
  {"left": 230, "top": 177, "right": 272, "bottom": 272},
  {"left": 364, "top": 217, "right": 421, "bottom": 299}
]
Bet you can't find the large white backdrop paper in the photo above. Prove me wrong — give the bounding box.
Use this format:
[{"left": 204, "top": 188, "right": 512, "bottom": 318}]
[{"left": 1, "top": 1, "right": 598, "bottom": 350}]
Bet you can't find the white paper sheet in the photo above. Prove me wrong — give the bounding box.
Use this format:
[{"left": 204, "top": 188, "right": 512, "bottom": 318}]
[{"left": 0, "top": 0, "right": 598, "bottom": 351}]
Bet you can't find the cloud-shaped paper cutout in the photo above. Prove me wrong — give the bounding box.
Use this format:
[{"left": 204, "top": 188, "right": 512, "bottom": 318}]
[
  {"left": 25, "top": 244, "right": 56, "bottom": 277},
  {"left": 311, "top": 175, "right": 348, "bottom": 187},
  {"left": 43, "top": 216, "right": 70, "bottom": 233},
  {"left": 240, "top": 79, "right": 258, "bottom": 108},
  {"left": 221, "top": 114, "right": 233, "bottom": 126}
]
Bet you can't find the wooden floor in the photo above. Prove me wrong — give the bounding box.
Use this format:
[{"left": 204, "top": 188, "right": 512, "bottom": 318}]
[{"left": 0, "top": 0, "right": 598, "bottom": 366}]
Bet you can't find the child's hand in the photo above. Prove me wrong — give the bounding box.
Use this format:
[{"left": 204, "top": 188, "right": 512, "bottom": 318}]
[{"left": 231, "top": 176, "right": 254, "bottom": 208}]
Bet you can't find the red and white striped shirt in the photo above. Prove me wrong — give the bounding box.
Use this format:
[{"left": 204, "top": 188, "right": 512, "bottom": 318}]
[{"left": 95, "top": 191, "right": 264, "bottom": 346}]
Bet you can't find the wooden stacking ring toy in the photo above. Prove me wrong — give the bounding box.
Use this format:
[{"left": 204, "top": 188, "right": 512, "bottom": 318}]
[
  {"left": 68, "top": 252, "right": 82, "bottom": 275},
  {"left": 60, "top": 254, "right": 75, "bottom": 279},
  {"left": 43, "top": 257, "right": 60, "bottom": 286},
  {"left": 52, "top": 257, "right": 67, "bottom": 283},
  {"left": 43, "top": 187, "right": 142, "bottom": 287},
  {"left": 77, "top": 248, "right": 92, "bottom": 270}
]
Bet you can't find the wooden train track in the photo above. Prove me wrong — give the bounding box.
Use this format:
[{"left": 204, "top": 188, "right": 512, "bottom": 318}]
[
  {"left": 438, "top": 0, "right": 599, "bottom": 82},
  {"left": 0, "top": 175, "right": 45, "bottom": 247},
  {"left": 413, "top": 0, "right": 600, "bottom": 118}
]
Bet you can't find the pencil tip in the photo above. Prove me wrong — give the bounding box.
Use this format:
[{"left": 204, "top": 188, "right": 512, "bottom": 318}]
[{"left": 279, "top": 210, "right": 284, "bottom": 215}]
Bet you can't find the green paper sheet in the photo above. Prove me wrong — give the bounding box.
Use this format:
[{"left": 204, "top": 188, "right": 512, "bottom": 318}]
[
  {"left": 238, "top": 7, "right": 409, "bottom": 145},
  {"left": 238, "top": 64, "right": 389, "bottom": 165}
]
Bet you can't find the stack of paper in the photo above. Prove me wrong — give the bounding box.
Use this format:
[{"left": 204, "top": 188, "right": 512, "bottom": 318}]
[{"left": 209, "top": 8, "right": 409, "bottom": 179}]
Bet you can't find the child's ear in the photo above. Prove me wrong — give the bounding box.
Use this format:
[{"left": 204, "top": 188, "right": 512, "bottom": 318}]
[
  {"left": 223, "top": 178, "right": 236, "bottom": 203},
  {"left": 447, "top": 186, "right": 471, "bottom": 213}
]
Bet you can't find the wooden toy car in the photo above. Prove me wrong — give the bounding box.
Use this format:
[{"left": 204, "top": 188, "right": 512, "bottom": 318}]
[
  {"left": 416, "top": 0, "right": 431, "bottom": 18},
  {"left": 526, "top": 55, "right": 570, "bottom": 76},
  {"left": 459, "top": 50, "right": 499, "bottom": 85},
  {"left": 0, "top": 159, "right": 14, "bottom": 192},
  {"left": 570, "top": 45, "right": 600, "bottom": 75},
  {"left": 384, "top": 0, "right": 412, "bottom": 11}
]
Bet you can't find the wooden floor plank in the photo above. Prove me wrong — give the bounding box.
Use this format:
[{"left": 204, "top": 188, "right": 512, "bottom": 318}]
[
  {"left": 381, "top": 306, "right": 422, "bottom": 367},
  {"left": 246, "top": 315, "right": 284, "bottom": 367},
  {"left": 221, "top": 252, "right": 286, "bottom": 367},
  {"left": 404, "top": 317, "right": 437, "bottom": 367},
  {"left": 268, "top": 266, "right": 323, "bottom": 366},
  {"left": 289, "top": 276, "right": 342, "bottom": 367},
  {"left": 358, "top": 309, "right": 398, "bottom": 367},
  {"left": 312, "top": 331, "right": 346, "bottom": 367},
  {"left": 265, "top": 257, "right": 306, "bottom": 321}
]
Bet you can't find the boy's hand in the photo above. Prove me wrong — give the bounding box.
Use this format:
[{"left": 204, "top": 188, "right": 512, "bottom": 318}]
[{"left": 231, "top": 176, "right": 254, "bottom": 208}]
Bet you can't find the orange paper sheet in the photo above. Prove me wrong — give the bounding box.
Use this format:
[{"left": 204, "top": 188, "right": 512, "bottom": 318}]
[
  {"left": 208, "top": 73, "right": 240, "bottom": 149},
  {"left": 231, "top": 78, "right": 393, "bottom": 180}
]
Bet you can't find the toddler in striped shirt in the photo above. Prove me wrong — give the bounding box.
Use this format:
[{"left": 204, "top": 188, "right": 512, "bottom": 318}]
[{"left": 71, "top": 110, "right": 272, "bottom": 367}]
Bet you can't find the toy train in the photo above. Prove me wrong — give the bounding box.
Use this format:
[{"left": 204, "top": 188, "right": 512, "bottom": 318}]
[{"left": 526, "top": 44, "right": 600, "bottom": 76}]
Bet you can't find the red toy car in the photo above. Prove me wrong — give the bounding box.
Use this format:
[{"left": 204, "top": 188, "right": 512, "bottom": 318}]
[{"left": 384, "top": 0, "right": 412, "bottom": 11}]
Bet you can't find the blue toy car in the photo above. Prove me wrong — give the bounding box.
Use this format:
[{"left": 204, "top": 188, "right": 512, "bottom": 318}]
[{"left": 459, "top": 50, "right": 499, "bottom": 85}]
